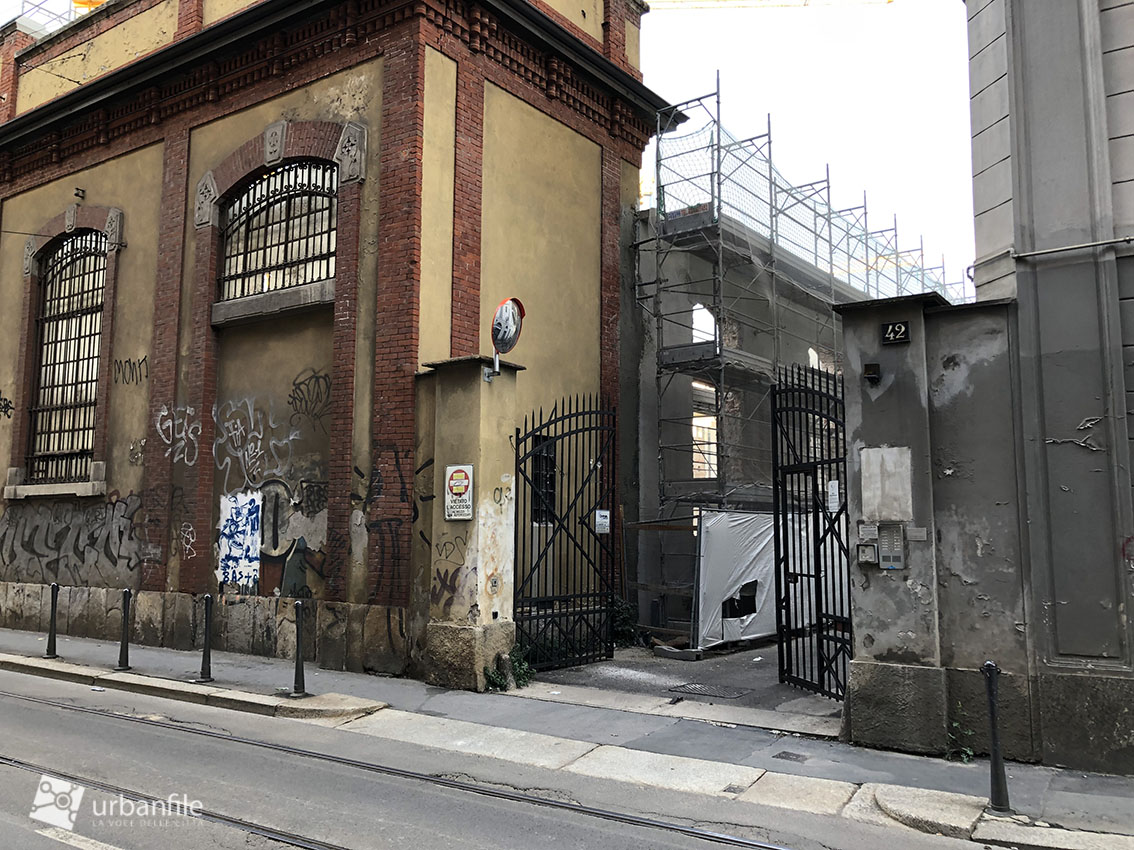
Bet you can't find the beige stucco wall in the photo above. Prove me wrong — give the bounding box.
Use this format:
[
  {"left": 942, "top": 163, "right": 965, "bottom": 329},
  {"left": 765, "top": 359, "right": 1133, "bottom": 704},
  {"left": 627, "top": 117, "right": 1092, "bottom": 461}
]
[
  {"left": 16, "top": 0, "right": 177, "bottom": 114},
  {"left": 420, "top": 47, "right": 456, "bottom": 368},
  {"left": 542, "top": 0, "right": 604, "bottom": 43},
  {"left": 0, "top": 143, "right": 164, "bottom": 503},
  {"left": 480, "top": 83, "right": 602, "bottom": 417},
  {"left": 213, "top": 311, "right": 333, "bottom": 597},
  {"left": 181, "top": 58, "right": 384, "bottom": 600},
  {"left": 203, "top": 0, "right": 262, "bottom": 26},
  {"left": 625, "top": 21, "right": 640, "bottom": 70}
]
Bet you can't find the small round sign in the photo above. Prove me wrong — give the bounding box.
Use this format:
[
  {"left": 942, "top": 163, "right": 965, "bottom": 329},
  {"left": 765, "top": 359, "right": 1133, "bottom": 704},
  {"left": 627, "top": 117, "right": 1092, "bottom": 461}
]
[
  {"left": 448, "top": 468, "right": 470, "bottom": 496},
  {"left": 491, "top": 297, "right": 525, "bottom": 355}
]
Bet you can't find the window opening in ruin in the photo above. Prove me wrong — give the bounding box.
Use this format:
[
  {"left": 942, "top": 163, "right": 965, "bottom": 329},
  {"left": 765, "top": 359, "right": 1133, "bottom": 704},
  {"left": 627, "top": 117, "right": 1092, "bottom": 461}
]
[{"left": 691, "top": 379, "right": 718, "bottom": 479}]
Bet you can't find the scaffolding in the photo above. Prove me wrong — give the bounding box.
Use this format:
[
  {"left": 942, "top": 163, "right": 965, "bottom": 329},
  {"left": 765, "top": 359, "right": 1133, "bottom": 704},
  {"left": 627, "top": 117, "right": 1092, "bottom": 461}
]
[
  {"left": 15, "top": 0, "right": 97, "bottom": 35},
  {"left": 633, "top": 84, "right": 966, "bottom": 641}
]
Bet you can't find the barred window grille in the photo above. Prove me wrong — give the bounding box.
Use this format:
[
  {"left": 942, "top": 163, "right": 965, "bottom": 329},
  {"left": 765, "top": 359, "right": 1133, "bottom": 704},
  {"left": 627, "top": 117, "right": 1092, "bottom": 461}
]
[
  {"left": 219, "top": 160, "right": 338, "bottom": 301},
  {"left": 28, "top": 229, "right": 108, "bottom": 484}
]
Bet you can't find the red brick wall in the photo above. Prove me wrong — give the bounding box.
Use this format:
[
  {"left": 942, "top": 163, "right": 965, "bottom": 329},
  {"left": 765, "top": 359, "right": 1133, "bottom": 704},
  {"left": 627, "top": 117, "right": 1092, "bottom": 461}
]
[
  {"left": 0, "top": 0, "right": 654, "bottom": 613},
  {"left": 0, "top": 27, "right": 36, "bottom": 124},
  {"left": 141, "top": 120, "right": 192, "bottom": 593},
  {"left": 369, "top": 21, "right": 426, "bottom": 607}
]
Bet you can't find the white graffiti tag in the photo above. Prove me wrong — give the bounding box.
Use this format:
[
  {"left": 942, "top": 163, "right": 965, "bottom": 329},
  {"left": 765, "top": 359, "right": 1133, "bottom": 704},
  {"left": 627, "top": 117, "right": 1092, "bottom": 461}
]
[
  {"left": 155, "top": 404, "right": 201, "bottom": 467},
  {"left": 179, "top": 522, "right": 197, "bottom": 560},
  {"left": 213, "top": 399, "right": 300, "bottom": 493}
]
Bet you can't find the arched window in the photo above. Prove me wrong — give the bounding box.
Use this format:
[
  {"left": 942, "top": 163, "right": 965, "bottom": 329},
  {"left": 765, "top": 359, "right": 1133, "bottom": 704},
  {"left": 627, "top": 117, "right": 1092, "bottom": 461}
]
[
  {"left": 28, "top": 229, "right": 109, "bottom": 484},
  {"left": 218, "top": 160, "right": 338, "bottom": 301}
]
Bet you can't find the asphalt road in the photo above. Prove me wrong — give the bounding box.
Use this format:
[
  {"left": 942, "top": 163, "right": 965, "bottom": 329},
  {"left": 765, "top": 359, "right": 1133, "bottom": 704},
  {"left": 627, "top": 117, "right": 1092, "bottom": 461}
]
[{"left": 0, "top": 670, "right": 970, "bottom": 850}]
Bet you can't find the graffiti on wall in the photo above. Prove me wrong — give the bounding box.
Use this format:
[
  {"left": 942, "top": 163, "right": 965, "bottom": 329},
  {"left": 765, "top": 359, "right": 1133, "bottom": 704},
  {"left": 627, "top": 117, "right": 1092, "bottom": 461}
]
[
  {"left": 213, "top": 398, "right": 302, "bottom": 493},
  {"left": 0, "top": 390, "right": 12, "bottom": 420},
  {"left": 287, "top": 368, "right": 331, "bottom": 434},
  {"left": 260, "top": 478, "right": 328, "bottom": 598},
  {"left": 155, "top": 404, "right": 201, "bottom": 467},
  {"left": 217, "top": 491, "right": 262, "bottom": 591},
  {"left": 0, "top": 492, "right": 159, "bottom": 586},
  {"left": 430, "top": 530, "right": 469, "bottom": 619},
  {"left": 352, "top": 444, "right": 416, "bottom": 603},
  {"left": 113, "top": 356, "right": 149, "bottom": 386}
]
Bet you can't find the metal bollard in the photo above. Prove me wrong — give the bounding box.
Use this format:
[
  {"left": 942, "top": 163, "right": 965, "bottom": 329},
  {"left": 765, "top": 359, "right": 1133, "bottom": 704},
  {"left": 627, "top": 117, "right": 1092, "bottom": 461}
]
[
  {"left": 44, "top": 583, "right": 59, "bottom": 660},
  {"left": 983, "top": 660, "right": 1012, "bottom": 814},
  {"left": 194, "top": 594, "right": 214, "bottom": 683},
  {"left": 114, "top": 589, "right": 132, "bottom": 672},
  {"left": 288, "top": 600, "right": 307, "bottom": 698}
]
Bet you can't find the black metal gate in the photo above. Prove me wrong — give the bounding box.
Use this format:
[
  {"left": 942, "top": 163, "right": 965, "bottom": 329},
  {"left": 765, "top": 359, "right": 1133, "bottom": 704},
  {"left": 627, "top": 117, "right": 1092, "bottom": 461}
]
[
  {"left": 514, "top": 395, "right": 617, "bottom": 671},
  {"left": 771, "top": 365, "right": 851, "bottom": 700}
]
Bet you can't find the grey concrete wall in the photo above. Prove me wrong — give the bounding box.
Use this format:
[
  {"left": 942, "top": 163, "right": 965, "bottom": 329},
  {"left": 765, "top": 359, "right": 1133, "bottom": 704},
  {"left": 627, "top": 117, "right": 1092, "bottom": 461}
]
[
  {"left": 1007, "top": 0, "right": 1133, "bottom": 671},
  {"left": 925, "top": 303, "right": 1027, "bottom": 675},
  {"left": 842, "top": 291, "right": 1134, "bottom": 770},
  {"left": 842, "top": 298, "right": 941, "bottom": 670},
  {"left": 840, "top": 296, "right": 1034, "bottom": 759}
]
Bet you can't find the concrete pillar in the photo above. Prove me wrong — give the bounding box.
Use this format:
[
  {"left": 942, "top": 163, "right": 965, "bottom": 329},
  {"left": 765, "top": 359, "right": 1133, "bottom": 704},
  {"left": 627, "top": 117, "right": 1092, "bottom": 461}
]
[
  {"left": 837, "top": 295, "right": 948, "bottom": 754},
  {"left": 420, "top": 356, "right": 519, "bottom": 690}
]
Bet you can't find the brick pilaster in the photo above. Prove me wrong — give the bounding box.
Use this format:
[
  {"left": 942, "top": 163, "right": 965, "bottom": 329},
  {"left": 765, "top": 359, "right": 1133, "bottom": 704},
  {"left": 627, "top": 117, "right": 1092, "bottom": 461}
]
[
  {"left": 451, "top": 58, "right": 485, "bottom": 357},
  {"left": 175, "top": 0, "right": 206, "bottom": 39},
  {"left": 369, "top": 20, "right": 426, "bottom": 607},
  {"left": 141, "top": 122, "right": 191, "bottom": 593},
  {"left": 0, "top": 25, "right": 36, "bottom": 125},
  {"left": 324, "top": 180, "right": 363, "bottom": 602}
]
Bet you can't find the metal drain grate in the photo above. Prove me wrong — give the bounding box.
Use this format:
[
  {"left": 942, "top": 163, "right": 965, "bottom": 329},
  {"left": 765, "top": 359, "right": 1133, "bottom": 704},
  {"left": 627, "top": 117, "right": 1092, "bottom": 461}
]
[{"left": 668, "top": 683, "right": 751, "bottom": 699}]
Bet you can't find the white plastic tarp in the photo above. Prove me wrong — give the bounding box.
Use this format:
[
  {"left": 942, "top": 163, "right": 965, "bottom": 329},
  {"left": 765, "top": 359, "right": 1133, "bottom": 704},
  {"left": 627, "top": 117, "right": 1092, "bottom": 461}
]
[{"left": 697, "top": 510, "right": 777, "bottom": 649}]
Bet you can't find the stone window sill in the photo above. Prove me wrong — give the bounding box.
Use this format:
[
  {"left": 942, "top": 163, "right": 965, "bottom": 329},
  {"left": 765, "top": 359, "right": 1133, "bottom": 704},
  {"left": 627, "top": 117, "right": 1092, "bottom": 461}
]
[
  {"left": 4, "top": 463, "right": 106, "bottom": 500},
  {"left": 4, "top": 481, "right": 108, "bottom": 500},
  {"left": 211, "top": 278, "right": 335, "bottom": 327}
]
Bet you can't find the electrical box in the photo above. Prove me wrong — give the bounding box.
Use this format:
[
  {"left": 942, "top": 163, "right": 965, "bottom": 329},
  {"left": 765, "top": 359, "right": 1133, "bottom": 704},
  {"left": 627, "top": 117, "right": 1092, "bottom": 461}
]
[
  {"left": 878, "top": 523, "right": 905, "bottom": 570},
  {"left": 857, "top": 543, "right": 879, "bottom": 565}
]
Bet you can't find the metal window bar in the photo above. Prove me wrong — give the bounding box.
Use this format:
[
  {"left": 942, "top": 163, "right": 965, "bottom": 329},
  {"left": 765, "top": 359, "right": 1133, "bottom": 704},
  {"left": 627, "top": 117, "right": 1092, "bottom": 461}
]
[
  {"left": 219, "top": 161, "right": 338, "bottom": 301},
  {"left": 531, "top": 434, "right": 557, "bottom": 524},
  {"left": 28, "top": 230, "right": 108, "bottom": 484}
]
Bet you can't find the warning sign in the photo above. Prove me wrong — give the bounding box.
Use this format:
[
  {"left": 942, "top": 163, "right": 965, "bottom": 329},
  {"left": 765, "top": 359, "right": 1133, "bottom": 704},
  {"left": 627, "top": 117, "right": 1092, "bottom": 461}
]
[{"left": 444, "top": 465, "right": 474, "bottom": 521}]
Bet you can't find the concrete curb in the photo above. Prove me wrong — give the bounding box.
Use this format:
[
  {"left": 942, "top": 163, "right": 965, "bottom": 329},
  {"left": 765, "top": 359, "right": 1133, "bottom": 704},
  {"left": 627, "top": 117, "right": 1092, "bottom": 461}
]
[
  {"left": 870, "top": 783, "right": 1134, "bottom": 849},
  {"left": 872, "top": 784, "right": 985, "bottom": 840},
  {"left": 973, "top": 814, "right": 1134, "bottom": 850},
  {"left": 0, "top": 652, "right": 386, "bottom": 721}
]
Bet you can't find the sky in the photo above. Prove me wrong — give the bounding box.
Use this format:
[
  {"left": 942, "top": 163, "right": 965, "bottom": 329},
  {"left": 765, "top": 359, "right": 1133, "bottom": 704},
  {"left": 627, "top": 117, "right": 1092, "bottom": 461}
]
[{"left": 639, "top": 0, "right": 975, "bottom": 288}]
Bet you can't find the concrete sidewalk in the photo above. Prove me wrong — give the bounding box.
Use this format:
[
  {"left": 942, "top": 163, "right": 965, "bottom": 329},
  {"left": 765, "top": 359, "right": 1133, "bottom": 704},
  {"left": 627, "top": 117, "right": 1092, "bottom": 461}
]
[{"left": 0, "top": 627, "right": 1130, "bottom": 848}]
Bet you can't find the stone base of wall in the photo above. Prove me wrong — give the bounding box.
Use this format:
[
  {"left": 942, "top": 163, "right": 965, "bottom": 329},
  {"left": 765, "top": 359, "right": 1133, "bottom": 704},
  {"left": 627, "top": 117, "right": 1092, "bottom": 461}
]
[
  {"left": 845, "top": 660, "right": 948, "bottom": 755},
  {"left": 424, "top": 620, "right": 515, "bottom": 691},
  {"left": 847, "top": 659, "right": 1134, "bottom": 774},
  {"left": 0, "top": 582, "right": 410, "bottom": 675},
  {"left": 1038, "top": 671, "right": 1134, "bottom": 775}
]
